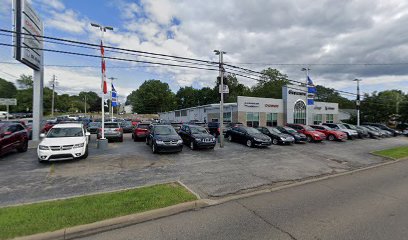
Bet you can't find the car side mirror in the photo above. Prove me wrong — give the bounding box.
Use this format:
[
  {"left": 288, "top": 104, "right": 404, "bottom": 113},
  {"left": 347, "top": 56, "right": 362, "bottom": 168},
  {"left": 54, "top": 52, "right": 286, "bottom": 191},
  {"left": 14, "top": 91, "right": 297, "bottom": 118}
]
[
  {"left": 40, "top": 133, "right": 46, "bottom": 138},
  {"left": 86, "top": 132, "right": 91, "bottom": 136}
]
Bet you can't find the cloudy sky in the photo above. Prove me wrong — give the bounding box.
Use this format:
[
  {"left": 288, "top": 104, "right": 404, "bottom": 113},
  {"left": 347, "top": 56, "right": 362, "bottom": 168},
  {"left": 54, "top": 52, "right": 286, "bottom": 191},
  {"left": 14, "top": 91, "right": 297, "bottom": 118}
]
[{"left": 1, "top": 0, "right": 408, "bottom": 102}]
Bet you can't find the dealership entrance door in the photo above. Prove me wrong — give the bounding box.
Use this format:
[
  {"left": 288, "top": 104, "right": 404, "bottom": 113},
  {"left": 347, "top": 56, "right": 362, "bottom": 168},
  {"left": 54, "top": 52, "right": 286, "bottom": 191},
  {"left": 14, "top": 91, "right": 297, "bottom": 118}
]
[{"left": 293, "top": 100, "right": 306, "bottom": 124}]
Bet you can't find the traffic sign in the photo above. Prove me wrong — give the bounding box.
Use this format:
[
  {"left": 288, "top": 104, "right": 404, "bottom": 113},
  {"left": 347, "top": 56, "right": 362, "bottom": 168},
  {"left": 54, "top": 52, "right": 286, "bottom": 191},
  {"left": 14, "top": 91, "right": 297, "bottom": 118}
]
[{"left": 0, "top": 98, "right": 17, "bottom": 106}]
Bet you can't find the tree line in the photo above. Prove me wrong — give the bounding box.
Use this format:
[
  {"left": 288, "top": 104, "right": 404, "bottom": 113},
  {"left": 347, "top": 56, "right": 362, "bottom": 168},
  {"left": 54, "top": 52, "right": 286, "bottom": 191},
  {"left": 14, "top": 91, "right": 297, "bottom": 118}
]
[{"left": 0, "top": 75, "right": 102, "bottom": 114}]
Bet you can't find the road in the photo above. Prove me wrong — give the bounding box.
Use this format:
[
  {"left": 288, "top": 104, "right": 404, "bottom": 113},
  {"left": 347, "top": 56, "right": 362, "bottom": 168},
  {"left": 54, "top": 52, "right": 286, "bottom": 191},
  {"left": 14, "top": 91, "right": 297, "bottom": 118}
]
[{"left": 81, "top": 158, "right": 408, "bottom": 240}]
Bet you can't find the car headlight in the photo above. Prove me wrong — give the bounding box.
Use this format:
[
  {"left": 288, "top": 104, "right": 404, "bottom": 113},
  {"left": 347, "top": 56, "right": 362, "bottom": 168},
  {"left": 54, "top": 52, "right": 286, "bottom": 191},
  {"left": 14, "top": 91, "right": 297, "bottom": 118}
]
[
  {"left": 195, "top": 138, "right": 202, "bottom": 142},
  {"left": 73, "top": 143, "right": 85, "bottom": 148},
  {"left": 212, "top": 137, "right": 216, "bottom": 142},
  {"left": 177, "top": 140, "right": 183, "bottom": 144},
  {"left": 39, "top": 145, "right": 49, "bottom": 150},
  {"left": 254, "top": 138, "right": 262, "bottom": 142},
  {"left": 156, "top": 140, "right": 164, "bottom": 145},
  {"left": 280, "top": 137, "right": 285, "bottom": 140},
  {"left": 314, "top": 134, "right": 320, "bottom": 137}
]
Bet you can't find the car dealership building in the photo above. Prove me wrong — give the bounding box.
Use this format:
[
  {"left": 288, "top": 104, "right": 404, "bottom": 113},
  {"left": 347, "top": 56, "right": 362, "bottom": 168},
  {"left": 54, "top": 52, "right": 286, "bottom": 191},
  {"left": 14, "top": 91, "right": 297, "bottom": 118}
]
[{"left": 159, "top": 85, "right": 339, "bottom": 127}]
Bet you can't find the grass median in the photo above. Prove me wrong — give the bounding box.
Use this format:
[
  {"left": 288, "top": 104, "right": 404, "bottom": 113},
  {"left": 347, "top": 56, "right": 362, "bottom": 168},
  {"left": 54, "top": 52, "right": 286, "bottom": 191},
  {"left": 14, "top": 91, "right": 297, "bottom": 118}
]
[
  {"left": 0, "top": 182, "right": 197, "bottom": 240},
  {"left": 373, "top": 146, "right": 408, "bottom": 159}
]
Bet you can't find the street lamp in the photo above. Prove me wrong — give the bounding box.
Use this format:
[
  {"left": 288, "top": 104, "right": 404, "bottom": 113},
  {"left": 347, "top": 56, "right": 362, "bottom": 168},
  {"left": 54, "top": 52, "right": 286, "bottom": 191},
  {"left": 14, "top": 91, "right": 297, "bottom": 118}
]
[
  {"left": 353, "top": 78, "right": 362, "bottom": 126},
  {"left": 214, "top": 50, "right": 226, "bottom": 148},
  {"left": 301, "top": 67, "right": 311, "bottom": 125},
  {"left": 91, "top": 22, "right": 113, "bottom": 149}
]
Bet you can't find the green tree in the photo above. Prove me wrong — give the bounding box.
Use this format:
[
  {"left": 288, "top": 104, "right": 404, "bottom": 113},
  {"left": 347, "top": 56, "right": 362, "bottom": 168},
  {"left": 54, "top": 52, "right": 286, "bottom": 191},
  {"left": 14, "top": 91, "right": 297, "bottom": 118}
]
[
  {"left": 0, "top": 78, "right": 17, "bottom": 111},
  {"left": 251, "top": 68, "right": 290, "bottom": 99},
  {"left": 16, "top": 74, "right": 33, "bottom": 89},
  {"left": 360, "top": 90, "right": 406, "bottom": 123},
  {"left": 127, "top": 80, "right": 176, "bottom": 114},
  {"left": 79, "top": 91, "right": 101, "bottom": 112},
  {"left": 315, "top": 85, "right": 355, "bottom": 109}
]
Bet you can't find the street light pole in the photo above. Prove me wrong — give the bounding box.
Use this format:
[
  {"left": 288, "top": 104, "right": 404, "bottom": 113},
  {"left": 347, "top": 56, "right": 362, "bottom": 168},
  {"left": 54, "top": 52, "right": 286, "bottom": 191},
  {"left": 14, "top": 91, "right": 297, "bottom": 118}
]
[
  {"left": 91, "top": 22, "right": 113, "bottom": 148},
  {"left": 214, "top": 50, "right": 226, "bottom": 148},
  {"left": 301, "top": 67, "right": 310, "bottom": 125},
  {"left": 50, "top": 74, "right": 57, "bottom": 117},
  {"left": 354, "top": 78, "right": 362, "bottom": 126},
  {"left": 108, "top": 77, "right": 116, "bottom": 121}
]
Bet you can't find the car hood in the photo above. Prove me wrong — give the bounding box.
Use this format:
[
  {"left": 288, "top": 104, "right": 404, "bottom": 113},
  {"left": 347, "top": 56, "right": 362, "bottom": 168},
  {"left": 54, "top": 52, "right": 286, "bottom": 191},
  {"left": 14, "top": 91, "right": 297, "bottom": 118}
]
[
  {"left": 40, "top": 137, "right": 86, "bottom": 146},
  {"left": 249, "top": 133, "right": 271, "bottom": 140},
  {"left": 155, "top": 135, "right": 181, "bottom": 141},
  {"left": 192, "top": 133, "right": 213, "bottom": 139},
  {"left": 278, "top": 133, "right": 293, "bottom": 139}
]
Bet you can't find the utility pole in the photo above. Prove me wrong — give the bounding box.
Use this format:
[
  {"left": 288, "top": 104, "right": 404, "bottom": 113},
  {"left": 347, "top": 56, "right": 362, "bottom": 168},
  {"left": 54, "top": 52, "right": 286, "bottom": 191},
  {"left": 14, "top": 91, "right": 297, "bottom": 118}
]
[
  {"left": 353, "top": 78, "right": 362, "bottom": 126},
  {"left": 84, "top": 94, "right": 87, "bottom": 116},
  {"left": 301, "top": 67, "right": 310, "bottom": 125},
  {"left": 214, "top": 50, "right": 226, "bottom": 148},
  {"left": 91, "top": 22, "right": 113, "bottom": 149},
  {"left": 108, "top": 77, "right": 116, "bottom": 120},
  {"left": 49, "top": 74, "right": 57, "bottom": 117}
]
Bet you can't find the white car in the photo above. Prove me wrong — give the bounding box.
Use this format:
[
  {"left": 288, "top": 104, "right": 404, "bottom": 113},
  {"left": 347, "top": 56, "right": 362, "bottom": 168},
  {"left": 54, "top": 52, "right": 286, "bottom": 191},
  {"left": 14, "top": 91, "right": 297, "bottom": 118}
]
[{"left": 37, "top": 123, "right": 90, "bottom": 162}]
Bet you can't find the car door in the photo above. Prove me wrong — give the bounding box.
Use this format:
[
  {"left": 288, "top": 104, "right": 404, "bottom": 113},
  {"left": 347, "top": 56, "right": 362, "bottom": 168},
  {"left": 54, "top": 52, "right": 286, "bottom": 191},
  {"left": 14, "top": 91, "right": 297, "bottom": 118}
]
[{"left": 1, "top": 125, "right": 16, "bottom": 153}]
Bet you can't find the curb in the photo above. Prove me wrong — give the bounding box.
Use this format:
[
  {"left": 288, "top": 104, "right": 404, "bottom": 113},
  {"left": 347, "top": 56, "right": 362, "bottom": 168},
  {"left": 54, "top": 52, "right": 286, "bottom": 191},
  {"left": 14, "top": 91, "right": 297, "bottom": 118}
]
[{"left": 13, "top": 200, "right": 209, "bottom": 240}]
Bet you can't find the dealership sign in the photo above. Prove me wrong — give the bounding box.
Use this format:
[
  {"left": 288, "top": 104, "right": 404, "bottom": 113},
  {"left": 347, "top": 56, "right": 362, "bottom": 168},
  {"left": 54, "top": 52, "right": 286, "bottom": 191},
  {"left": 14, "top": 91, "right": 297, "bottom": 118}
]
[
  {"left": 244, "top": 102, "right": 260, "bottom": 107},
  {"left": 13, "top": 0, "right": 43, "bottom": 70},
  {"left": 0, "top": 98, "right": 17, "bottom": 106}
]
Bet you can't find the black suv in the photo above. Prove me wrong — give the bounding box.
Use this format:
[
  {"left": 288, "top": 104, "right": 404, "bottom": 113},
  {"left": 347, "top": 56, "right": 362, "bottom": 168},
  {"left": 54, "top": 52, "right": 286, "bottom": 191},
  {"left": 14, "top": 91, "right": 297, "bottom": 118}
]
[
  {"left": 257, "top": 126, "right": 295, "bottom": 145},
  {"left": 146, "top": 125, "right": 183, "bottom": 153},
  {"left": 225, "top": 126, "right": 271, "bottom": 147},
  {"left": 178, "top": 124, "right": 216, "bottom": 150},
  {"left": 276, "top": 126, "right": 308, "bottom": 143}
]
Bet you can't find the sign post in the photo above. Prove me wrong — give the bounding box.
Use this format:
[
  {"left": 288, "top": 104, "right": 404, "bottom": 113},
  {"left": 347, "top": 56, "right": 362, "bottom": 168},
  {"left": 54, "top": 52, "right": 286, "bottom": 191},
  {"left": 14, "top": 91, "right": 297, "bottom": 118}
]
[
  {"left": 13, "top": 0, "right": 43, "bottom": 141},
  {"left": 0, "top": 98, "right": 17, "bottom": 121}
]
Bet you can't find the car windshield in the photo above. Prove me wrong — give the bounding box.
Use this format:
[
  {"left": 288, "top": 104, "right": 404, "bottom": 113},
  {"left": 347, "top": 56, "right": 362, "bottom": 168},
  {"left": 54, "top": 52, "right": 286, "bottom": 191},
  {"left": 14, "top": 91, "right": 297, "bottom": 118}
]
[
  {"left": 190, "top": 127, "right": 208, "bottom": 134},
  {"left": 304, "top": 126, "right": 315, "bottom": 131},
  {"left": 138, "top": 124, "right": 150, "bottom": 129},
  {"left": 337, "top": 124, "right": 347, "bottom": 129},
  {"left": 268, "top": 127, "right": 281, "bottom": 134},
  {"left": 154, "top": 126, "right": 177, "bottom": 135},
  {"left": 88, "top": 122, "right": 101, "bottom": 127},
  {"left": 105, "top": 123, "right": 119, "bottom": 128},
  {"left": 283, "top": 127, "right": 296, "bottom": 133},
  {"left": 243, "top": 127, "right": 261, "bottom": 134},
  {"left": 47, "top": 127, "right": 83, "bottom": 138},
  {"left": 120, "top": 121, "right": 132, "bottom": 126}
]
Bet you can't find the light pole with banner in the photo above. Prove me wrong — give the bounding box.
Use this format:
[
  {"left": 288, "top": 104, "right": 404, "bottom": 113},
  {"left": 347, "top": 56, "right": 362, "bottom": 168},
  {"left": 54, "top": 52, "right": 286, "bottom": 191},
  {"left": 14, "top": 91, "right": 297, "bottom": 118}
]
[
  {"left": 301, "top": 67, "right": 310, "bottom": 125},
  {"left": 12, "top": 0, "right": 43, "bottom": 141},
  {"left": 354, "top": 78, "right": 362, "bottom": 126},
  {"left": 91, "top": 23, "right": 113, "bottom": 149}
]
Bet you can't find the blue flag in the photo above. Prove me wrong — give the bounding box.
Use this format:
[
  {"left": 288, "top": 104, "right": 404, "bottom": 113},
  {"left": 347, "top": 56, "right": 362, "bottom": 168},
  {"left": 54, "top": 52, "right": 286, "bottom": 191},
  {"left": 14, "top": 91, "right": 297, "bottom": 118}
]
[
  {"left": 111, "top": 84, "right": 118, "bottom": 107},
  {"left": 307, "top": 76, "right": 317, "bottom": 94},
  {"left": 307, "top": 98, "right": 314, "bottom": 105}
]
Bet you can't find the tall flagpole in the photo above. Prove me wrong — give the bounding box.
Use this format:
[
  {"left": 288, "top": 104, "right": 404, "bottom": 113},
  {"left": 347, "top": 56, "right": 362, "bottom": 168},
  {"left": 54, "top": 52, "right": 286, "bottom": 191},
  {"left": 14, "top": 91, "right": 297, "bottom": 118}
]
[{"left": 91, "top": 23, "right": 113, "bottom": 149}]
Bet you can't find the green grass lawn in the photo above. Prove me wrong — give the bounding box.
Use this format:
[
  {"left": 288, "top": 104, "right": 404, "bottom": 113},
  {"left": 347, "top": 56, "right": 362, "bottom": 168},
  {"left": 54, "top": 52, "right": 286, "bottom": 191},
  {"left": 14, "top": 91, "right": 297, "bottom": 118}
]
[
  {"left": 373, "top": 146, "right": 408, "bottom": 159},
  {"left": 0, "top": 183, "right": 197, "bottom": 240}
]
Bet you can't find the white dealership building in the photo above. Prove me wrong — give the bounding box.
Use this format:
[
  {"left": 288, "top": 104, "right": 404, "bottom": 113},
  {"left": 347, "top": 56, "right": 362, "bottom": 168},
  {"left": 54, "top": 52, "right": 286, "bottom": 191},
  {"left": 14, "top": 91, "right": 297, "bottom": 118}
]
[{"left": 159, "top": 85, "right": 339, "bottom": 127}]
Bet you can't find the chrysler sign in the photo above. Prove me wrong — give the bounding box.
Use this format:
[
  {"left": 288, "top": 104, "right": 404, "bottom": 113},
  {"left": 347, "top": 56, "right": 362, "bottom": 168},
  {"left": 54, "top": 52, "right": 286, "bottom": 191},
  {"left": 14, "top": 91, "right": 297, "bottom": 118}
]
[{"left": 13, "top": 0, "right": 43, "bottom": 70}]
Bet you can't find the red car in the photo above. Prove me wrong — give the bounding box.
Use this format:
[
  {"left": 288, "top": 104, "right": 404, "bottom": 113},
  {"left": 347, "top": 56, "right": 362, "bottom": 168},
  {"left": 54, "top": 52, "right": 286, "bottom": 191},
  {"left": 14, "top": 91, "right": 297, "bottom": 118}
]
[
  {"left": 286, "top": 123, "right": 326, "bottom": 142},
  {"left": 132, "top": 122, "right": 150, "bottom": 141},
  {"left": 310, "top": 125, "right": 347, "bottom": 141},
  {"left": 0, "top": 122, "right": 29, "bottom": 156},
  {"left": 41, "top": 120, "right": 56, "bottom": 133}
]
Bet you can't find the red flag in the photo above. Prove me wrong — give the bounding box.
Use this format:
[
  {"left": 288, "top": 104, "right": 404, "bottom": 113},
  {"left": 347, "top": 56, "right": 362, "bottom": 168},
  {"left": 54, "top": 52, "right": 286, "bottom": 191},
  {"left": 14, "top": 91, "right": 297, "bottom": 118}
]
[
  {"left": 101, "top": 59, "right": 105, "bottom": 73},
  {"left": 103, "top": 80, "right": 108, "bottom": 94},
  {"left": 100, "top": 40, "right": 104, "bottom": 57}
]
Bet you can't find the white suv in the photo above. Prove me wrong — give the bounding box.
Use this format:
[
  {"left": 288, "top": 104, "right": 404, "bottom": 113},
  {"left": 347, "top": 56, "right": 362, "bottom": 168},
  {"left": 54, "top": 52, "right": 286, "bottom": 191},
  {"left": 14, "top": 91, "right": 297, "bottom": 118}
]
[{"left": 37, "top": 123, "right": 90, "bottom": 162}]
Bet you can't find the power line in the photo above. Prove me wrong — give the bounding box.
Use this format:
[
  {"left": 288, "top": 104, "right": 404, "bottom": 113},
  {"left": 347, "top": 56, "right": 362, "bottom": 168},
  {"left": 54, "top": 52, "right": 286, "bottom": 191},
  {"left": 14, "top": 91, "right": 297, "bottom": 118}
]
[
  {"left": 0, "top": 28, "right": 217, "bottom": 65},
  {"left": 0, "top": 42, "right": 220, "bottom": 72},
  {"left": 224, "top": 62, "right": 408, "bottom": 66}
]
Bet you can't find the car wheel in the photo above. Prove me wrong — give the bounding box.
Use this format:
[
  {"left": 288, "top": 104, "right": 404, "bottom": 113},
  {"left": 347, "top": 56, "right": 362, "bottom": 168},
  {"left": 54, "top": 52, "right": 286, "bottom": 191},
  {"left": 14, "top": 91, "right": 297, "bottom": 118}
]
[
  {"left": 272, "top": 139, "right": 278, "bottom": 145},
  {"left": 246, "top": 139, "right": 253, "bottom": 147},
  {"left": 38, "top": 158, "right": 46, "bottom": 163},
  {"left": 152, "top": 143, "right": 157, "bottom": 153},
  {"left": 328, "top": 134, "right": 335, "bottom": 141},
  {"left": 17, "top": 140, "right": 28, "bottom": 152},
  {"left": 306, "top": 135, "right": 313, "bottom": 142},
  {"left": 228, "top": 135, "right": 233, "bottom": 142},
  {"left": 81, "top": 146, "right": 89, "bottom": 159},
  {"left": 190, "top": 141, "right": 195, "bottom": 150}
]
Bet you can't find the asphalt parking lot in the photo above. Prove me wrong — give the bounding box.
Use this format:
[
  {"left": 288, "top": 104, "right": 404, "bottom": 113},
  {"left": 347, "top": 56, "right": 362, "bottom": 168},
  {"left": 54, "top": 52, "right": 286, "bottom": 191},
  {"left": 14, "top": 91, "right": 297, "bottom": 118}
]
[{"left": 0, "top": 134, "right": 407, "bottom": 207}]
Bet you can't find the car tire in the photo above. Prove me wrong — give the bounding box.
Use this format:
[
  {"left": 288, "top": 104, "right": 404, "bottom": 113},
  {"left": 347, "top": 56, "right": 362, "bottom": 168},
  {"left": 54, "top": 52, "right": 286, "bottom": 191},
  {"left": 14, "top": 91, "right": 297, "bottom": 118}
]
[
  {"left": 246, "top": 139, "right": 253, "bottom": 147},
  {"left": 152, "top": 143, "right": 157, "bottom": 153},
  {"left": 190, "top": 141, "right": 195, "bottom": 150},
  {"left": 81, "top": 146, "right": 89, "bottom": 159},
  {"left": 228, "top": 135, "right": 233, "bottom": 142},
  {"left": 306, "top": 135, "right": 313, "bottom": 142},
  {"left": 328, "top": 134, "right": 335, "bottom": 141},
  {"left": 17, "top": 140, "right": 28, "bottom": 152},
  {"left": 272, "top": 139, "right": 278, "bottom": 145},
  {"left": 38, "top": 158, "right": 46, "bottom": 163}
]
